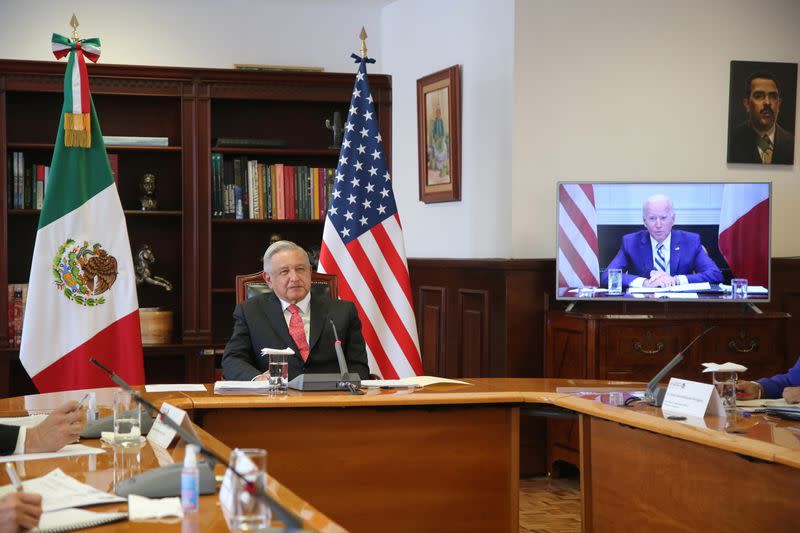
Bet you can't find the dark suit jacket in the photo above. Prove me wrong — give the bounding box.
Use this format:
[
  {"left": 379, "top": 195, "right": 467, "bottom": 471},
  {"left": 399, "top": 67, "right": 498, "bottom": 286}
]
[
  {"left": 0, "top": 424, "right": 21, "bottom": 455},
  {"left": 221, "top": 291, "right": 369, "bottom": 381},
  {"left": 601, "top": 229, "right": 723, "bottom": 288},
  {"left": 728, "top": 122, "right": 795, "bottom": 165}
]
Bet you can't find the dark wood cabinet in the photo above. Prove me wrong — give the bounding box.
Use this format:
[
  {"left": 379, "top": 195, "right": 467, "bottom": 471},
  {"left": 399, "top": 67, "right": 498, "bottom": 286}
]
[
  {"left": 0, "top": 59, "right": 391, "bottom": 397},
  {"left": 545, "top": 308, "right": 790, "bottom": 472}
]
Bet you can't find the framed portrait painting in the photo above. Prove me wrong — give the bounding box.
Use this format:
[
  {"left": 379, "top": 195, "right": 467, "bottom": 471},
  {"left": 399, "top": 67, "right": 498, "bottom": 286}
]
[
  {"left": 417, "top": 65, "right": 461, "bottom": 203},
  {"left": 726, "top": 60, "right": 797, "bottom": 165}
]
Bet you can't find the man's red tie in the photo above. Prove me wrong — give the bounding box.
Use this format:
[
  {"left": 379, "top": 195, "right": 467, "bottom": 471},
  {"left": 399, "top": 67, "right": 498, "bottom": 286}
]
[{"left": 288, "top": 304, "right": 310, "bottom": 362}]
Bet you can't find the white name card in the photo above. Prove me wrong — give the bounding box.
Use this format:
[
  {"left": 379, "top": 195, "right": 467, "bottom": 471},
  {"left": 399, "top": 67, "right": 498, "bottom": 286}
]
[
  {"left": 146, "top": 402, "right": 194, "bottom": 449},
  {"left": 661, "top": 378, "right": 725, "bottom": 419}
]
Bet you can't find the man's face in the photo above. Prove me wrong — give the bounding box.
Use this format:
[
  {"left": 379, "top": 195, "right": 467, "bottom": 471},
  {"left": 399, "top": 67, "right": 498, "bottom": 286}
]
[
  {"left": 263, "top": 249, "right": 311, "bottom": 304},
  {"left": 643, "top": 199, "right": 675, "bottom": 243},
  {"left": 743, "top": 78, "right": 781, "bottom": 132}
]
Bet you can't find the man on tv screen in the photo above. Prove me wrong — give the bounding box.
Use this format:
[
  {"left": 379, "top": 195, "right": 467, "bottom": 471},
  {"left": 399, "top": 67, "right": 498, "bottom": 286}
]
[{"left": 600, "top": 194, "right": 723, "bottom": 289}]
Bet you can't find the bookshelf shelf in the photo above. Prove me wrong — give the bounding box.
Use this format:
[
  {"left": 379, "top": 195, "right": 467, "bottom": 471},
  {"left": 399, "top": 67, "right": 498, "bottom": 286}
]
[{"left": 0, "top": 59, "right": 391, "bottom": 398}]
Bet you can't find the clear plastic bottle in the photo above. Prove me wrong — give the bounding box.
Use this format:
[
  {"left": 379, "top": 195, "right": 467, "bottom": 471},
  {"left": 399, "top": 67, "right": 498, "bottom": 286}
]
[{"left": 181, "top": 444, "right": 200, "bottom": 514}]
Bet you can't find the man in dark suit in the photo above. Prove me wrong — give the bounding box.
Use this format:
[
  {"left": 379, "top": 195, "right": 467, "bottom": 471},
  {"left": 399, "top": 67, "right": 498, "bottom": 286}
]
[
  {"left": 728, "top": 72, "right": 795, "bottom": 165},
  {"left": 222, "top": 241, "right": 369, "bottom": 381},
  {"left": 601, "top": 194, "right": 723, "bottom": 289},
  {"left": 0, "top": 401, "right": 84, "bottom": 455}
]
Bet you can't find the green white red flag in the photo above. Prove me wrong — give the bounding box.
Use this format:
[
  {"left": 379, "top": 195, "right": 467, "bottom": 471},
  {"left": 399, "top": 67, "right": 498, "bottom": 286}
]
[{"left": 19, "top": 33, "right": 144, "bottom": 392}]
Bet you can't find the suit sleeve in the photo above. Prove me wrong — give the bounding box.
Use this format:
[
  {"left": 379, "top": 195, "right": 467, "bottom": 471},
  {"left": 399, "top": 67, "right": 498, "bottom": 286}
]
[
  {"left": 343, "top": 302, "right": 370, "bottom": 379},
  {"left": 221, "top": 302, "right": 262, "bottom": 381},
  {"left": 758, "top": 356, "right": 800, "bottom": 399},
  {"left": 683, "top": 235, "right": 723, "bottom": 284},
  {"left": 0, "top": 424, "right": 21, "bottom": 455}
]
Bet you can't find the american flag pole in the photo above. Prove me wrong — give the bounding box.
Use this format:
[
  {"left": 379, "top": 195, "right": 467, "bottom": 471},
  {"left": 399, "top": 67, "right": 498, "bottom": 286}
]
[{"left": 318, "top": 28, "right": 423, "bottom": 379}]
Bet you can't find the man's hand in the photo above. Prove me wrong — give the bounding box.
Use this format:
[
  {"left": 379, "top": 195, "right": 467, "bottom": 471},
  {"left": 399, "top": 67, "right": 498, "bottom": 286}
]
[
  {"left": 0, "top": 492, "right": 42, "bottom": 532},
  {"left": 253, "top": 371, "right": 270, "bottom": 382},
  {"left": 783, "top": 386, "right": 800, "bottom": 404},
  {"left": 25, "top": 401, "right": 84, "bottom": 453},
  {"left": 736, "top": 380, "right": 763, "bottom": 400},
  {"left": 643, "top": 271, "right": 676, "bottom": 288}
]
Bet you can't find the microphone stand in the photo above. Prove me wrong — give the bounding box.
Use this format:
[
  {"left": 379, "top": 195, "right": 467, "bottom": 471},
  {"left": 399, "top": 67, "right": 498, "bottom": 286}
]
[{"left": 89, "top": 358, "right": 304, "bottom": 531}]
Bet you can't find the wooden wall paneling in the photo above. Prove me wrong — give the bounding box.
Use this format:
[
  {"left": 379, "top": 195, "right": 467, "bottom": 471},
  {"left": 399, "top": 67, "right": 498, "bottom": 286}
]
[
  {"left": 417, "top": 285, "right": 446, "bottom": 376},
  {"left": 0, "top": 78, "right": 6, "bottom": 347},
  {"left": 457, "top": 289, "right": 490, "bottom": 377}
]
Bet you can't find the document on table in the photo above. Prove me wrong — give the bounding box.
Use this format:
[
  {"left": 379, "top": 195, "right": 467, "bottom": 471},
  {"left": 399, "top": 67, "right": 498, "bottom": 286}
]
[
  {"left": 35, "top": 508, "right": 127, "bottom": 532},
  {"left": 0, "top": 444, "right": 105, "bottom": 463},
  {"left": 628, "top": 282, "right": 710, "bottom": 293},
  {"left": 736, "top": 398, "right": 795, "bottom": 412},
  {"left": 144, "top": 384, "right": 207, "bottom": 392},
  {"left": 214, "top": 380, "right": 271, "bottom": 393},
  {"left": 0, "top": 468, "right": 125, "bottom": 511},
  {"left": 0, "top": 414, "right": 47, "bottom": 427},
  {"left": 361, "top": 376, "right": 472, "bottom": 388}
]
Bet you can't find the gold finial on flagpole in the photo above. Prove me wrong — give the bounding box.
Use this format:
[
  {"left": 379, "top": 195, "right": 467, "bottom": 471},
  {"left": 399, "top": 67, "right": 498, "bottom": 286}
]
[
  {"left": 70, "top": 13, "right": 80, "bottom": 41},
  {"left": 359, "top": 26, "right": 368, "bottom": 58}
]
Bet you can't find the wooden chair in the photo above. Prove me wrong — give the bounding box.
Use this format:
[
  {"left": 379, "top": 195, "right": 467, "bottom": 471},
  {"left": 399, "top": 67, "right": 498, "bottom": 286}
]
[{"left": 234, "top": 271, "right": 339, "bottom": 304}]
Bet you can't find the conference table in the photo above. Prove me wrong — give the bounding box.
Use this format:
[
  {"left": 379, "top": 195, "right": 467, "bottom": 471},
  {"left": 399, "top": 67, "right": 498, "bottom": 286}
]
[{"left": 2, "top": 379, "right": 799, "bottom": 532}]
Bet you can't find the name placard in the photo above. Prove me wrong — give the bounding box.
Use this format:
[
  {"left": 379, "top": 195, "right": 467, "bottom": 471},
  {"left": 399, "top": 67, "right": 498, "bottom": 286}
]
[
  {"left": 661, "top": 378, "right": 725, "bottom": 418},
  {"left": 146, "top": 402, "right": 194, "bottom": 449}
]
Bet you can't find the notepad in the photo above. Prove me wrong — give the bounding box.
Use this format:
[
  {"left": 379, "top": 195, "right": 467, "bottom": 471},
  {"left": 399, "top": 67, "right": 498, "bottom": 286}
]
[
  {"left": 214, "top": 380, "right": 271, "bottom": 393},
  {"left": 34, "top": 508, "right": 127, "bottom": 533}
]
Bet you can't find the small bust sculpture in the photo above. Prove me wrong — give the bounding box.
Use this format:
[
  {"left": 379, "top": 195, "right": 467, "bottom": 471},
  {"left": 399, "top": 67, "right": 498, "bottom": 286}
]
[{"left": 139, "top": 172, "right": 158, "bottom": 211}]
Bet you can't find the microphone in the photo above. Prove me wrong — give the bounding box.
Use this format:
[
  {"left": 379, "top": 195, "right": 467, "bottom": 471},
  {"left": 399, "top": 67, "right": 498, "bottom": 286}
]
[
  {"left": 644, "top": 326, "right": 716, "bottom": 406},
  {"left": 286, "top": 319, "right": 362, "bottom": 393},
  {"left": 88, "top": 358, "right": 303, "bottom": 531}
]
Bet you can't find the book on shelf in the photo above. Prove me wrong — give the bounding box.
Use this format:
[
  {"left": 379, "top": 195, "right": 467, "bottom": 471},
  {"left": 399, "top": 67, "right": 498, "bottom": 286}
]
[
  {"left": 107, "top": 153, "right": 119, "bottom": 187},
  {"left": 7, "top": 152, "right": 50, "bottom": 209},
  {"left": 103, "top": 135, "right": 168, "bottom": 147},
  {"left": 7, "top": 283, "right": 28, "bottom": 347},
  {"left": 214, "top": 137, "right": 286, "bottom": 148}
]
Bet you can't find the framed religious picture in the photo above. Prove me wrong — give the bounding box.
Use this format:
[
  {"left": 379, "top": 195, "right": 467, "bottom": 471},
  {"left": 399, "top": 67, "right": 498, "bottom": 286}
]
[
  {"left": 417, "top": 65, "right": 461, "bottom": 203},
  {"left": 726, "top": 60, "right": 797, "bottom": 165}
]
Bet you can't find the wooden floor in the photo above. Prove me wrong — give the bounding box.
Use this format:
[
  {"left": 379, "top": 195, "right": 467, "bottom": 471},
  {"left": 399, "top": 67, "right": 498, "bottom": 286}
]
[{"left": 519, "top": 476, "right": 581, "bottom": 533}]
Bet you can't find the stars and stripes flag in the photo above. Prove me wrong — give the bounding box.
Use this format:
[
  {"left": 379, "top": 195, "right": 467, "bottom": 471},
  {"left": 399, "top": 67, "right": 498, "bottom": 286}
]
[
  {"left": 319, "top": 55, "right": 422, "bottom": 379},
  {"left": 718, "top": 183, "right": 770, "bottom": 287},
  {"left": 20, "top": 34, "right": 144, "bottom": 392},
  {"left": 557, "top": 183, "right": 600, "bottom": 288}
]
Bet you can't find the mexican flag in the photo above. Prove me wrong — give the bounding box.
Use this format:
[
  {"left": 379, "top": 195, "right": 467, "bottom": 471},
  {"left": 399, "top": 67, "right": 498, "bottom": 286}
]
[{"left": 19, "top": 34, "right": 144, "bottom": 392}]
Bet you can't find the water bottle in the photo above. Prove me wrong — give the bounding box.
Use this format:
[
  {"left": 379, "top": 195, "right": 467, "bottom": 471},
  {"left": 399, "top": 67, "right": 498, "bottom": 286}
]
[{"left": 181, "top": 444, "right": 200, "bottom": 514}]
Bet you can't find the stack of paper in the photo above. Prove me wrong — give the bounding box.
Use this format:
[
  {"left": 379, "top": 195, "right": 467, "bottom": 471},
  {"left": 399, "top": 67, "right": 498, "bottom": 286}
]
[
  {"left": 361, "top": 376, "right": 471, "bottom": 388},
  {"left": 214, "top": 380, "right": 271, "bottom": 393}
]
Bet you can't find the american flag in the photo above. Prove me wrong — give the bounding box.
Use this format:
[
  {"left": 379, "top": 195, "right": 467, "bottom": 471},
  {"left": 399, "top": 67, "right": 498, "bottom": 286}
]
[
  {"left": 557, "top": 183, "right": 600, "bottom": 288},
  {"left": 319, "top": 56, "right": 423, "bottom": 379}
]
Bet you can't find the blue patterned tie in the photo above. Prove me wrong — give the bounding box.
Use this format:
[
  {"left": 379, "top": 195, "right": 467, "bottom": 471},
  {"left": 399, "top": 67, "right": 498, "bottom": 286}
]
[{"left": 654, "top": 243, "right": 667, "bottom": 272}]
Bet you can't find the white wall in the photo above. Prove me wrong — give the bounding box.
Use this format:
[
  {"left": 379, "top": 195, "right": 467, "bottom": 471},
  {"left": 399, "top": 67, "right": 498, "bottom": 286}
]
[
  {"left": 513, "top": 0, "right": 800, "bottom": 258},
  {"left": 0, "top": 0, "right": 384, "bottom": 73},
  {"left": 382, "top": 0, "right": 515, "bottom": 258}
]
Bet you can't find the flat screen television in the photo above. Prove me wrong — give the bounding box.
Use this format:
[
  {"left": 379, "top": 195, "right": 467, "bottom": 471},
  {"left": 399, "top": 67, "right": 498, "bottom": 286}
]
[{"left": 556, "top": 181, "right": 771, "bottom": 302}]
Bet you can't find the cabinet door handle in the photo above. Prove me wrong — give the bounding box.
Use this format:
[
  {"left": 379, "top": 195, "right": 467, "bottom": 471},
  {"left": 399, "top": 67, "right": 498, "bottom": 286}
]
[
  {"left": 728, "top": 339, "right": 759, "bottom": 353},
  {"left": 632, "top": 340, "right": 664, "bottom": 355}
]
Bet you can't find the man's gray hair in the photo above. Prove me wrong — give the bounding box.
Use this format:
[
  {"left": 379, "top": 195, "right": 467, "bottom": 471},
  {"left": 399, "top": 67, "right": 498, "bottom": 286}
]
[
  {"left": 642, "top": 194, "right": 674, "bottom": 217},
  {"left": 263, "top": 240, "right": 309, "bottom": 273}
]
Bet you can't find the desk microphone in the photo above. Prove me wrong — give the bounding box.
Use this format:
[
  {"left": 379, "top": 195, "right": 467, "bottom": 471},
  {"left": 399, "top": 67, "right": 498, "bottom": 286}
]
[
  {"left": 88, "top": 358, "right": 304, "bottom": 531},
  {"left": 286, "top": 319, "right": 362, "bottom": 394},
  {"left": 643, "top": 326, "right": 716, "bottom": 407}
]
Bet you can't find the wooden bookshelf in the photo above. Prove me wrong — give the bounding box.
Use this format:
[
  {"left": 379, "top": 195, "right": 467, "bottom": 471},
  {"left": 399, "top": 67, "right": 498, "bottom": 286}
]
[{"left": 0, "top": 59, "right": 392, "bottom": 397}]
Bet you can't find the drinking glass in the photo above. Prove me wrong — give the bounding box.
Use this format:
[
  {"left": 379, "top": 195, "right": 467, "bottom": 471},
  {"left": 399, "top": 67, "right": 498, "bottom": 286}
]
[
  {"left": 607, "top": 268, "right": 623, "bottom": 296},
  {"left": 731, "top": 278, "right": 748, "bottom": 299},
  {"left": 113, "top": 390, "right": 142, "bottom": 446},
  {"left": 227, "top": 448, "right": 270, "bottom": 532},
  {"left": 712, "top": 371, "right": 737, "bottom": 411},
  {"left": 268, "top": 353, "right": 289, "bottom": 394}
]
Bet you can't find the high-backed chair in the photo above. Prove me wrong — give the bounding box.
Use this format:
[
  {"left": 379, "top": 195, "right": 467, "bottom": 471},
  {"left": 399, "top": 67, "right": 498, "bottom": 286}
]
[{"left": 234, "top": 271, "right": 339, "bottom": 304}]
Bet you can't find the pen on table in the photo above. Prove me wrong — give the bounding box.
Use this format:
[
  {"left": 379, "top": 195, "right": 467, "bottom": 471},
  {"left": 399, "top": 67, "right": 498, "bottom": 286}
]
[{"left": 5, "top": 463, "right": 23, "bottom": 493}]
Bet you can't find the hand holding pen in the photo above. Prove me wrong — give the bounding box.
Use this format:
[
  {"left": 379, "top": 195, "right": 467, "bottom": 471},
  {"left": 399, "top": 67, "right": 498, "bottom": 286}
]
[
  {"left": 24, "top": 401, "right": 85, "bottom": 453},
  {"left": 1, "top": 464, "right": 42, "bottom": 531}
]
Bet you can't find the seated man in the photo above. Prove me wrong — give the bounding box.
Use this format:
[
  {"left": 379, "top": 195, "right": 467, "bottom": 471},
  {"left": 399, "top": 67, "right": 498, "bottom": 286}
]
[
  {"left": 736, "top": 356, "right": 800, "bottom": 403},
  {"left": 600, "top": 194, "right": 723, "bottom": 289},
  {"left": 0, "top": 401, "right": 84, "bottom": 455},
  {"left": 222, "top": 240, "right": 369, "bottom": 381}
]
